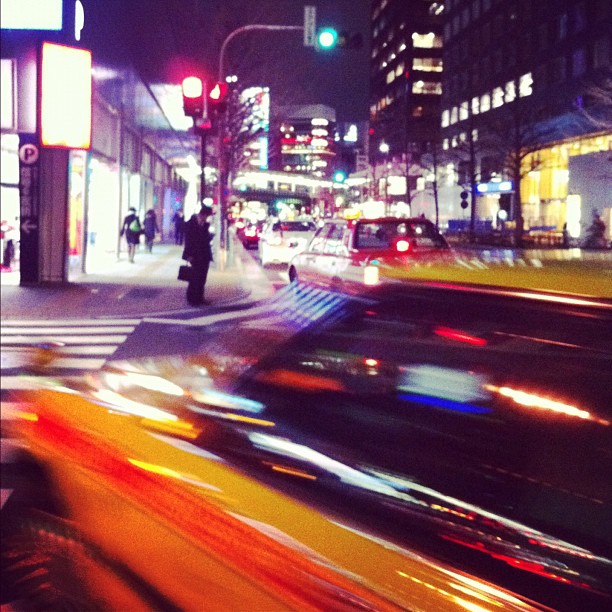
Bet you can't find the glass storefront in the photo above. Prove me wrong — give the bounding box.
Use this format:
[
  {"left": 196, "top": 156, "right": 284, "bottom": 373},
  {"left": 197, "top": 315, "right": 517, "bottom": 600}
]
[{"left": 521, "top": 133, "right": 612, "bottom": 231}]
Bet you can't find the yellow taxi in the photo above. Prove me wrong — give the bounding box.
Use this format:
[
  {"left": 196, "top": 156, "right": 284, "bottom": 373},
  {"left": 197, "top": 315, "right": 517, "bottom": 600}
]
[{"left": 3, "top": 258, "right": 611, "bottom": 611}]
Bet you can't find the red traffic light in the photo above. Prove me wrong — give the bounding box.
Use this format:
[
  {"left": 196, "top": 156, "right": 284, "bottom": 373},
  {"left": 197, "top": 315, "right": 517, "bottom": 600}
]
[
  {"left": 209, "top": 82, "right": 228, "bottom": 103},
  {"left": 181, "top": 76, "right": 205, "bottom": 118},
  {"left": 182, "top": 76, "right": 203, "bottom": 98}
]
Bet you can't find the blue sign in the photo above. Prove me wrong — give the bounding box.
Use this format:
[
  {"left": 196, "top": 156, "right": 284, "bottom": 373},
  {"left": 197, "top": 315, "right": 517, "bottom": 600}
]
[{"left": 476, "top": 180, "right": 514, "bottom": 194}]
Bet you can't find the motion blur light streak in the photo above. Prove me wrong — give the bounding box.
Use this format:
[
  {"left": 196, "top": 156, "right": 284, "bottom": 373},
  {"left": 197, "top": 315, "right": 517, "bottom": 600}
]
[
  {"left": 434, "top": 326, "right": 488, "bottom": 347},
  {"left": 398, "top": 394, "right": 490, "bottom": 415},
  {"left": 101, "top": 371, "right": 184, "bottom": 396},
  {"left": 93, "top": 389, "right": 178, "bottom": 421},
  {"left": 487, "top": 385, "right": 606, "bottom": 423}
]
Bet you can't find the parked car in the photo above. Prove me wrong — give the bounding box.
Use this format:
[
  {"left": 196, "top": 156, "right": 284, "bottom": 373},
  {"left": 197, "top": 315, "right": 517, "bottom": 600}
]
[
  {"left": 288, "top": 217, "right": 450, "bottom": 288},
  {"left": 258, "top": 219, "right": 317, "bottom": 267},
  {"left": 2, "top": 262, "right": 611, "bottom": 611}
]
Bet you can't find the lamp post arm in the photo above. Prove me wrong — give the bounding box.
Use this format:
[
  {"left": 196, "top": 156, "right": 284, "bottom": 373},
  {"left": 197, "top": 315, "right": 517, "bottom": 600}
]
[{"left": 219, "top": 24, "right": 304, "bottom": 81}]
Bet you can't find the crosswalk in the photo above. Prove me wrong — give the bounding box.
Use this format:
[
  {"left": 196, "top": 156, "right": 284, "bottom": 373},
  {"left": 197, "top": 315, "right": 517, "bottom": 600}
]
[{"left": 1, "top": 318, "right": 140, "bottom": 510}]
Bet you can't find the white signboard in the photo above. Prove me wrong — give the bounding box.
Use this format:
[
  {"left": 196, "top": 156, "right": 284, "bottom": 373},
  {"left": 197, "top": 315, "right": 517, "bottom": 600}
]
[{"left": 303, "top": 6, "right": 316, "bottom": 47}]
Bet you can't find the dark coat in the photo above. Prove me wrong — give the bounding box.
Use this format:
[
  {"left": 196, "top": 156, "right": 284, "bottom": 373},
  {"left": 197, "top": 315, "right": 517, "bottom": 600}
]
[
  {"left": 120, "top": 212, "right": 141, "bottom": 245},
  {"left": 143, "top": 214, "right": 159, "bottom": 240},
  {"left": 182, "top": 215, "right": 213, "bottom": 265}
]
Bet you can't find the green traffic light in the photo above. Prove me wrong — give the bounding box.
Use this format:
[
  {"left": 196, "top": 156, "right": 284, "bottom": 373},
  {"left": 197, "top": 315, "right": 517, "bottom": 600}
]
[{"left": 317, "top": 27, "right": 338, "bottom": 49}]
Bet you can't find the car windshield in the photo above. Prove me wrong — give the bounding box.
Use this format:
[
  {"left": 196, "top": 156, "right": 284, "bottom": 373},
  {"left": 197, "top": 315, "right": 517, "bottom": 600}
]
[
  {"left": 272, "top": 221, "right": 317, "bottom": 232},
  {"left": 355, "top": 221, "right": 447, "bottom": 249}
]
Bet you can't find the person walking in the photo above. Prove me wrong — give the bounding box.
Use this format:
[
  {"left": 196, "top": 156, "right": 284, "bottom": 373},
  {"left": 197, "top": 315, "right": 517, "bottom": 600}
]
[
  {"left": 143, "top": 209, "right": 159, "bottom": 253},
  {"left": 120, "top": 207, "right": 141, "bottom": 263},
  {"left": 182, "top": 206, "right": 213, "bottom": 306},
  {"left": 173, "top": 210, "right": 185, "bottom": 245}
]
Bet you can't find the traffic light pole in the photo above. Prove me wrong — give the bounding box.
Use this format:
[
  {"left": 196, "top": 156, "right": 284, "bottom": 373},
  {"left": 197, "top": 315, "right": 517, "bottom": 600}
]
[
  {"left": 216, "top": 24, "right": 304, "bottom": 268},
  {"left": 200, "top": 130, "right": 206, "bottom": 208}
]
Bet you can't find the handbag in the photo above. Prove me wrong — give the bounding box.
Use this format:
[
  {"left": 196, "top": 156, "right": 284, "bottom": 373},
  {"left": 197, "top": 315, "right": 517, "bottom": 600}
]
[{"left": 178, "top": 265, "right": 192, "bottom": 281}]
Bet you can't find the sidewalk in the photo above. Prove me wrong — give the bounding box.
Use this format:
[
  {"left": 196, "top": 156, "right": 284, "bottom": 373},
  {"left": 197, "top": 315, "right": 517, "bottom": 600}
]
[{"left": 0, "top": 238, "right": 275, "bottom": 320}]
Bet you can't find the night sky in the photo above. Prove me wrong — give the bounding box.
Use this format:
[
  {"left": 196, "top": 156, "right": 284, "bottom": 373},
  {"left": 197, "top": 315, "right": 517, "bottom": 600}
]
[{"left": 80, "top": 0, "right": 371, "bottom": 121}]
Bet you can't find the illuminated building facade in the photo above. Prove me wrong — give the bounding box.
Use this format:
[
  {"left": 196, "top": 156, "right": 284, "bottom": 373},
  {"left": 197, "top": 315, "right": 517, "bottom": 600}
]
[
  {"left": 369, "top": 0, "right": 444, "bottom": 165},
  {"left": 270, "top": 104, "right": 337, "bottom": 180},
  {"left": 440, "top": 0, "right": 611, "bottom": 238}
]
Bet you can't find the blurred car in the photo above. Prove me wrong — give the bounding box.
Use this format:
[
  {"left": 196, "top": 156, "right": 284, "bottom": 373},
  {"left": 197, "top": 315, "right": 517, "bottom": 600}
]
[
  {"left": 2, "top": 260, "right": 612, "bottom": 611},
  {"left": 259, "top": 219, "right": 317, "bottom": 267},
  {"left": 240, "top": 222, "right": 263, "bottom": 250},
  {"left": 288, "top": 217, "right": 450, "bottom": 288}
]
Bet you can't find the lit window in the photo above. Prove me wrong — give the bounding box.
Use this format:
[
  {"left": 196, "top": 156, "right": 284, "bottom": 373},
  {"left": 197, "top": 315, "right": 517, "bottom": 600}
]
[
  {"left": 412, "top": 80, "right": 442, "bottom": 94},
  {"left": 443, "top": 138, "right": 449, "bottom": 150},
  {"left": 480, "top": 93, "right": 491, "bottom": 112},
  {"left": 505, "top": 80, "right": 516, "bottom": 102},
  {"left": 396, "top": 63, "right": 404, "bottom": 76},
  {"left": 472, "top": 129, "right": 478, "bottom": 141},
  {"left": 441, "top": 109, "right": 450, "bottom": 127},
  {"left": 471, "top": 96, "right": 480, "bottom": 115},
  {"left": 398, "top": 42, "right": 407, "bottom": 52},
  {"left": 412, "top": 57, "right": 443, "bottom": 72},
  {"left": 519, "top": 72, "right": 533, "bottom": 97},
  {"left": 386, "top": 70, "right": 396, "bottom": 84},
  {"left": 459, "top": 101, "right": 469, "bottom": 120},
  {"left": 492, "top": 86, "right": 504, "bottom": 108},
  {"left": 451, "top": 136, "right": 458, "bottom": 148},
  {"left": 450, "top": 107, "right": 458, "bottom": 124},
  {"left": 412, "top": 32, "right": 443, "bottom": 48}
]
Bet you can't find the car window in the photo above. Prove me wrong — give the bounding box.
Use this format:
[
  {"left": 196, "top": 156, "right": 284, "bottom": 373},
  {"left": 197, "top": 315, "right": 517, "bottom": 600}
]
[
  {"left": 355, "top": 221, "right": 446, "bottom": 249},
  {"left": 309, "top": 224, "right": 333, "bottom": 253},
  {"left": 323, "top": 223, "right": 347, "bottom": 255},
  {"left": 273, "top": 221, "right": 316, "bottom": 232}
]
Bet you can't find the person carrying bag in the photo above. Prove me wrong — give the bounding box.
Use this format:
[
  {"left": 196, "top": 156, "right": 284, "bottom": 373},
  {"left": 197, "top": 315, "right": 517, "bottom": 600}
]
[{"left": 181, "top": 206, "right": 213, "bottom": 306}]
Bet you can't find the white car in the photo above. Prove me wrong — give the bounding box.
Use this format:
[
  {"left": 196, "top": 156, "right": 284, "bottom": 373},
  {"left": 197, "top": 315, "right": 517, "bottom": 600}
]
[{"left": 258, "top": 219, "right": 317, "bottom": 267}]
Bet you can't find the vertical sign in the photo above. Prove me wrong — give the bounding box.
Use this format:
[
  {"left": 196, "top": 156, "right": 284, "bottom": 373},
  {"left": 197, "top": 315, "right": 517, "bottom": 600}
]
[
  {"left": 303, "top": 6, "right": 316, "bottom": 47},
  {"left": 18, "top": 133, "right": 40, "bottom": 283}
]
